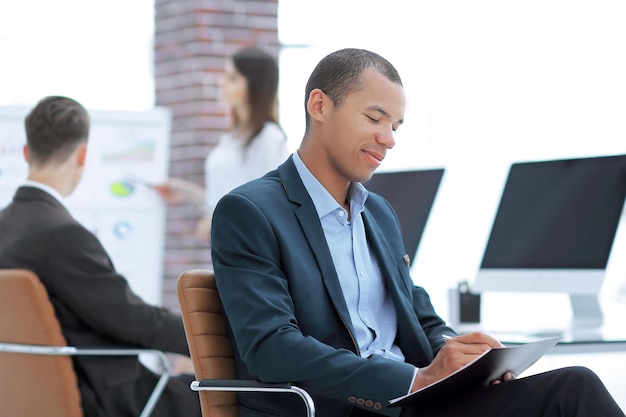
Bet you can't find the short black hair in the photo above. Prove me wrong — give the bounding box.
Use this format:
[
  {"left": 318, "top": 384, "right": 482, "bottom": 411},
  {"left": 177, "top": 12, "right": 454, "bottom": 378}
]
[{"left": 24, "top": 96, "right": 90, "bottom": 166}]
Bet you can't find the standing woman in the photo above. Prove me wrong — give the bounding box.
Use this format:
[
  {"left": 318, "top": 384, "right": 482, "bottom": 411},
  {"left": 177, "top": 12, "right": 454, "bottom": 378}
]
[{"left": 157, "top": 47, "right": 289, "bottom": 240}]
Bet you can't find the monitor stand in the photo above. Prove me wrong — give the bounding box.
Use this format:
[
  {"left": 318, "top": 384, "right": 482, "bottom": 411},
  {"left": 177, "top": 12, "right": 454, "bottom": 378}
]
[
  {"left": 570, "top": 294, "right": 604, "bottom": 328},
  {"left": 565, "top": 294, "right": 604, "bottom": 341},
  {"left": 529, "top": 294, "right": 604, "bottom": 341}
]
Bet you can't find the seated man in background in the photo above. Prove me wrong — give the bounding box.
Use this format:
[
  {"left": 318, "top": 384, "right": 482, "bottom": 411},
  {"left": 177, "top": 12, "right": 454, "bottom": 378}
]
[
  {"left": 210, "top": 48, "right": 625, "bottom": 417},
  {"left": 0, "top": 96, "right": 201, "bottom": 417}
]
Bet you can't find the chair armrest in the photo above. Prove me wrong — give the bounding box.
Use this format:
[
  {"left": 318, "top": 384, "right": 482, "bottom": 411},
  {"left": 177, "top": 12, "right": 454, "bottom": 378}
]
[
  {"left": 191, "top": 379, "right": 315, "bottom": 417},
  {"left": 0, "top": 342, "right": 169, "bottom": 417}
]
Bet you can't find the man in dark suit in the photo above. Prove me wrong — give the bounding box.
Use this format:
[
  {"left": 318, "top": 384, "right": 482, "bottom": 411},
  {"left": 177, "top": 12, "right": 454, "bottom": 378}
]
[
  {"left": 210, "top": 49, "right": 625, "bottom": 417},
  {"left": 0, "top": 96, "right": 201, "bottom": 417}
]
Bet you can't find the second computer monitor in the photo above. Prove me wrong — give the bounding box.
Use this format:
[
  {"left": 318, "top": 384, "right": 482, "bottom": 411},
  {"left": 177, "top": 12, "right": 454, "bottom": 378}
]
[
  {"left": 474, "top": 154, "right": 626, "bottom": 332},
  {"left": 364, "top": 168, "right": 445, "bottom": 266}
]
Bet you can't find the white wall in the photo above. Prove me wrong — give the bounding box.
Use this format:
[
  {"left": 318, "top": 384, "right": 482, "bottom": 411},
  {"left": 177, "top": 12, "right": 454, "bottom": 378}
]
[{"left": 0, "top": 0, "right": 155, "bottom": 111}]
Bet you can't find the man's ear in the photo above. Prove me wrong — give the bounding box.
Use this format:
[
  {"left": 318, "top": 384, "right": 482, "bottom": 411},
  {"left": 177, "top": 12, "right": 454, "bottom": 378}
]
[
  {"left": 23, "top": 144, "right": 29, "bottom": 163},
  {"left": 76, "top": 143, "right": 88, "bottom": 167},
  {"left": 306, "top": 88, "right": 330, "bottom": 122}
]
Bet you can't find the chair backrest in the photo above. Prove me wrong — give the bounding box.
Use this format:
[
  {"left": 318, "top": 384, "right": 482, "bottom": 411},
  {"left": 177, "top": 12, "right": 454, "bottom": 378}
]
[
  {"left": 0, "top": 269, "right": 84, "bottom": 417},
  {"left": 177, "top": 269, "right": 238, "bottom": 417}
]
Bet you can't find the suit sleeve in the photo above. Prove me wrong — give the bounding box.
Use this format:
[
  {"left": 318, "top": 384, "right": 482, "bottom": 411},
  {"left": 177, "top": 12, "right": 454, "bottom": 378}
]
[{"left": 43, "top": 221, "right": 188, "bottom": 355}]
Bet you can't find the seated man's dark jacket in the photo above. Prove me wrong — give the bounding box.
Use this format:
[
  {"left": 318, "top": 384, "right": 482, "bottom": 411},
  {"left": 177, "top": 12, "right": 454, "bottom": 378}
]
[
  {"left": 211, "top": 156, "right": 455, "bottom": 417},
  {"left": 0, "top": 186, "right": 190, "bottom": 416}
]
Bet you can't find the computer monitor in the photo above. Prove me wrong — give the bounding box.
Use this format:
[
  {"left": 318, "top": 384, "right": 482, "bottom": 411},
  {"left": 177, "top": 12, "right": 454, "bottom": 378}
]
[
  {"left": 473, "top": 154, "right": 626, "bottom": 335},
  {"left": 364, "top": 168, "right": 445, "bottom": 266}
]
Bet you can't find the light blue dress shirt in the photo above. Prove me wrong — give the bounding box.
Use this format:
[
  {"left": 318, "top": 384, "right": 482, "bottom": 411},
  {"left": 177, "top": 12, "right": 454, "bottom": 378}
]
[{"left": 292, "top": 152, "right": 405, "bottom": 362}]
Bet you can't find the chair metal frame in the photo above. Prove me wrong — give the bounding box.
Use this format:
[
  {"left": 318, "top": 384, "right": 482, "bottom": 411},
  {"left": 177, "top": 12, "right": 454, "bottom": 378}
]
[{"left": 177, "top": 269, "right": 315, "bottom": 417}]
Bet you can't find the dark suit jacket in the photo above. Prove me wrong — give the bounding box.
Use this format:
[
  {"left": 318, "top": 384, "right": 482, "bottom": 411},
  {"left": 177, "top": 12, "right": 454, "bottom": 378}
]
[
  {"left": 0, "top": 186, "right": 196, "bottom": 417},
  {"left": 211, "top": 156, "right": 455, "bottom": 417}
]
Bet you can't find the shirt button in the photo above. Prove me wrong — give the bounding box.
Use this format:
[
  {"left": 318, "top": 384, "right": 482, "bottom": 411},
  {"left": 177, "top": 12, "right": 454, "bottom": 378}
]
[{"left": 338, "top": 210, "right": 344, "bottom": 217}]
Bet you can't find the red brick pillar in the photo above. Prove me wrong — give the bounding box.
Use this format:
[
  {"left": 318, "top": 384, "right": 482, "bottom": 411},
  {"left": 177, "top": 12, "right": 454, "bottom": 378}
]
[{"left": 154, "top": 0, "right": 280, "bottom": 309}]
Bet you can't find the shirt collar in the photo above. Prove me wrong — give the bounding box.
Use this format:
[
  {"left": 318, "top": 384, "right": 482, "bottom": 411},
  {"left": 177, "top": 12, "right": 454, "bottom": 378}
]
[{"left": 292, "top": 151, "right": 368, "bottom": 218}]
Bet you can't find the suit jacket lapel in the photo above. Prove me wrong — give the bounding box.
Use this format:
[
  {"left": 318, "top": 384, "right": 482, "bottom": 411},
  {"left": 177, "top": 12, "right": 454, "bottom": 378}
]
[
  {"left": 277, "top": 158, "right": 355, "bottom": 335},
  {"left": 361, "top": 209, "right": 411, "bottom": 302},
  {"left": 362, "top": 208, "right": 436, "bottom": 365}
]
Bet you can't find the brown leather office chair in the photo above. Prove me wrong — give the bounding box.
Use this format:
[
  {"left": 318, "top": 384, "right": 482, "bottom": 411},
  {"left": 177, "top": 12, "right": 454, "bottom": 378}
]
[
  {"left": 0, "top": 269, "right": 170, "bottom": 417},
  {"left": 176, "top": 269, "right": 315, "bottom": 417}
]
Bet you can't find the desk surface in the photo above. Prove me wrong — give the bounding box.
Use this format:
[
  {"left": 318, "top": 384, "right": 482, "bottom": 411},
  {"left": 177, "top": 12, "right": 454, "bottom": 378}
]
[
  {"left": 441, "top": 292, "right": 626, "bottom": 408},
  {"left": 453, "top": 294, "right": 626, "bottom": 354},
  {"left": 487, "top": 330, "right": 626, "bottom": 354},
  {"left": 449, "top": 328, "right": 626, "bottom": 354}
]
